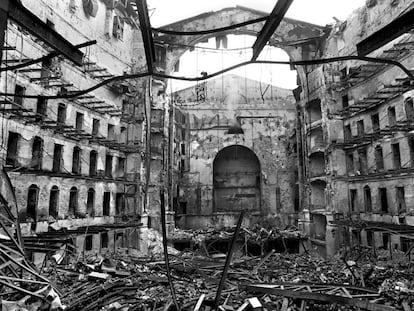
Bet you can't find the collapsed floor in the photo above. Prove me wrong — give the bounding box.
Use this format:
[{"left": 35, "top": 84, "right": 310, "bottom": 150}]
[{"left": 1, "top": 225, "right": 414, "bottom": 311}]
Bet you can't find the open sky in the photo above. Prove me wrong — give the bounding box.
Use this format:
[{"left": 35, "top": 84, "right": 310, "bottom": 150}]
[
  {"left": 148, "top": 0, "right": 366, "bottom": 27},
  {"left": 147, "top": 0, "right": 366, "bottom": 91}
]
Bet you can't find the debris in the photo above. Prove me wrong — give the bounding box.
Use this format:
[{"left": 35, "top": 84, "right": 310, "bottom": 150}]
[
  {"left": 236, "top": 301, "right": 249, "bottom": 311},
  {"left": 193, "top": 294, "right": 206, "bottom": 311},
  {"left": 247, "top": 297, "right": 263, "bottom": 310},
  {"left": 88, "top": 271, "right": 110, "bottom": 280}
]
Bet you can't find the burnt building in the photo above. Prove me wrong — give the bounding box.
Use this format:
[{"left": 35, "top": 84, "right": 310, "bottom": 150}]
[
  {"left": 172, "top": 74, "right": 298, "bottom": 229},
  {"left": 296, "top": 0, "right": 414, "bottom": 256},
  {"left": 0, "top": 0, "right": 148, "bottom": 259},
  {"left": 1, "top": 0, "right": 414, "bottom": 262}
]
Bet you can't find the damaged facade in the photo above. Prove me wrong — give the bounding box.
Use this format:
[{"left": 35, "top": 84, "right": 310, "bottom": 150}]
[
  {"left": 297, "top": 0, "right": 414, "bottom": 256},
  {"left": 0, "top": 0, "right": 148, "bottom": 259},
  {"left": 172, "top": 74, "right": 298, "bottom": 229},
  {"left": 2, "top": 0, "right": 414, "bottom": 309}
]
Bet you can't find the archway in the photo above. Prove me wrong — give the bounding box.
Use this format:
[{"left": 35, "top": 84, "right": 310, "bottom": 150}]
[
  {"left": 213, "top": 145, "right": 261, "bottom": 212},
  {"left": 155, "top": 6, "right": 326, "bottom": 95}
]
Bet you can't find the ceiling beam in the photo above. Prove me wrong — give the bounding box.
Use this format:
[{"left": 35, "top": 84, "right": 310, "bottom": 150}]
[
  {"left": 251, "top": 0, "right": 294, "bottom": 61},
  {"left": 135, "top": 0, "right": 156, "bottom": 74},
  {"left": 0, "top": 0, "right": 84, "bottom": 65},
  {"left": 357, "top": 6, "right": 414, "bottom": 56}
]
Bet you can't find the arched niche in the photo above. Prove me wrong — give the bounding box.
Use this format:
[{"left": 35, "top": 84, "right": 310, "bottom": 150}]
[{"left": 213, "top": 145, "right": 261, "bottom": 212}]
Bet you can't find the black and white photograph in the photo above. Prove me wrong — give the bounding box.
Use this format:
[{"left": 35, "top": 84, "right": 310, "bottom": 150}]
[{"left": 0, "top": 0, "right": 413, "bottom": 310}]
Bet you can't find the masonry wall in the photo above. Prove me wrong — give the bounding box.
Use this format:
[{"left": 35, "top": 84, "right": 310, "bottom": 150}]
[
  {"left": 297, "top": 0, "right": 414, "bottom": 256},
  {"left": 1, "top": 0, "right": 148, "bottom": 254},
  {"left": 173, "top": 74, "right": 298, "bottom": 229}
]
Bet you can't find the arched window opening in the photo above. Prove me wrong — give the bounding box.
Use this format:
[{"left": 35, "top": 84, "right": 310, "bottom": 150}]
[
  {"left": 87, "top": 188, "right": 95, "bottom": 217},
  {"left": 27, "top": 184, "right": 39, "bottom": 221},
  {"left": 49, "top": 185, "right": 59, "bottom": 218},
  {"left": 69, "top": 187, "right": 78, "bottom": 217}
]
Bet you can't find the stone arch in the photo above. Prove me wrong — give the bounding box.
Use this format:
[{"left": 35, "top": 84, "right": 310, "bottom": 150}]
[
  {"left": 155, "top": 6, "right": 326, "bottom": 82},
  {"left": 213, "top": 144, "right": 261, "bottom": 212}
]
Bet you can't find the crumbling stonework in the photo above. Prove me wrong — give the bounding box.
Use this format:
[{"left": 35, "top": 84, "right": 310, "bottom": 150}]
[
  {"left": 296, "top": 0, "right": 414, "bottom": 256},
  {"left": 0, "top": 0, "right": 148, "bottom": 256},
  {"left": 172, "top": 74, "right": 298, "bottom": 229}
]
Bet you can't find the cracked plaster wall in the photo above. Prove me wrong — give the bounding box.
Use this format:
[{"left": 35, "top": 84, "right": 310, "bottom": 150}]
[{"left": 174, "top": 74, "right": 298, "bottom": 229}]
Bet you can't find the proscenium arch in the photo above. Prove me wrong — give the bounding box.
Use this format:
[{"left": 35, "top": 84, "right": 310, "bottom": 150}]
[
  {"left": 155, "top": 6, "right": 326, "bottom": 81},
  {"left": 213, "top": 145, "right": 261, "bottom": 212}
]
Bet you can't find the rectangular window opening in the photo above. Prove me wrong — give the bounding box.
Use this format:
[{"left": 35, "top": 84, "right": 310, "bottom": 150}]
[
  {"left": 375, "top": 146, "right": 384, "bottom": 171},
  {"left": 85, "top": 235, "right": 93, "bottom": 251},
  {"left": 52, "top": 144, "right": 63, "bottom": 173},
  {"left": 101, "top": 232, "right": 108, "bottom": 249},
  {"left": 388, "top": 106, "right": 396, "bottom": 127},
  {"left": 105, "top": 154, "right": 113, "bottom": 178},
  {"left": 344, "top": 124, "right": 352, "bottom": 141},
  {"left": 392, "top": 143, "right": 401, "bottom": 169},
  {"left": 350, "top": 189, "right": 357, "bottom": 212},
  {"left": 396, "top": 186, "right": 406, "bottom": 214},
  {"left": 379, "top": 188, "right": 388, "bottom": 213},
  {"left": 342, "top": 94, "right": 349, "bottom": 109},
  {"left": 371, "top": 113, "right": 380, "bottom": 132},
  {"left": 103, "top": 192, "right": 110, "bottom": 216},
  {"left": 6, "top": 132, "right": 19, "bottom": 166},
  {"left": 357, "top": 120, "right": 365, "bottom": 136},
  {"left": 75, "top": 112, "right": 84, "bottom": 131}
]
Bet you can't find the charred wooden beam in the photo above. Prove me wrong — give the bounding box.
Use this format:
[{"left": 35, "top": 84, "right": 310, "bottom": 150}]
[
  {"left": 251, "top": 0, "right": 294, "bottom": 61},
  {"left": 0, "top": 0, "right": 83, "bottom": 65},
  {"left": 357, "top": 6, "right": 414, "bottom": 56}
]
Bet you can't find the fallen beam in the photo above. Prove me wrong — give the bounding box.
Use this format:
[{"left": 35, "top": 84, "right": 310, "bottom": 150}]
[{"left": 214, "top": 211, "right": 245, "bottom": 309}]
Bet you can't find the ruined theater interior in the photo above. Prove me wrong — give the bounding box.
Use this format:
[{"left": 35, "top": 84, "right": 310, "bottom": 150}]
[{"left": 1, "top": 0, "right": 414, "bottom": 310}]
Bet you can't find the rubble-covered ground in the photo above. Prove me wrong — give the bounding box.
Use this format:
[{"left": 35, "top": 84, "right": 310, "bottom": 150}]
[{"left": 1, "top": 228, "right": 414, "bottom": 311}]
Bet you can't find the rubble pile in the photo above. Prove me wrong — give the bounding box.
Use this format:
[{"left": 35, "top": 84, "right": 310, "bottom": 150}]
[
  {"left": 1, "top": 222, "right": 413, "bottom": 311},
  {"left": 169, "top": 225, "right": 305, "bottom": 255},
  {"left": 2, "top": 246, "right": 412, "bottom": 311}
]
